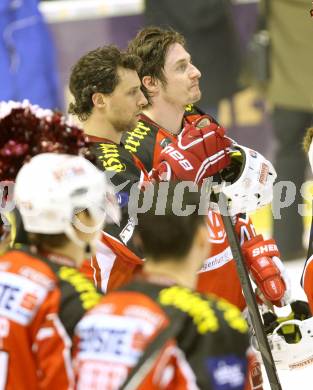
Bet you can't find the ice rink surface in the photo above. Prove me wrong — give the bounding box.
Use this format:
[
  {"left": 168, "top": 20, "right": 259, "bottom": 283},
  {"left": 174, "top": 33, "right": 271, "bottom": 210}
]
[{"left": 262, "top": 258, "right": 313, "bottom": 390}]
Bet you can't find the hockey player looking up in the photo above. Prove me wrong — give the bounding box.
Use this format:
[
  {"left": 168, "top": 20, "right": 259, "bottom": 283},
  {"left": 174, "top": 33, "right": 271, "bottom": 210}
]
[
  {"left": 68, "top": 45, "right": 233, "bottom": 291},
  {"left": 123, "top": 26, "right": 292, "bottom": 312}
]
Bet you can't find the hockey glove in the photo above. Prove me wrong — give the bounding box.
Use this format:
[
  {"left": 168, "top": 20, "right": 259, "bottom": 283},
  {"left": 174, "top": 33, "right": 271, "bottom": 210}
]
[
  {"left": 154, "top": 115, "right": 232, "bottom": 184},
  {"left": 241, "top": 234, "right": 291, "bottom": 307}
]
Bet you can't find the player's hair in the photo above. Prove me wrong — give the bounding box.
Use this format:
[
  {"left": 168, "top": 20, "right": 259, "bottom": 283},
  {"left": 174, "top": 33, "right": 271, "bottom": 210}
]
[
  {"left": 303, "top": 127, "right": 313, "bottom": 152},
  {"left": 28, "top": 233, "right": 69, "bottom": 249},
  {"left": 127, "top": 26, "right": 185, "bottom": 104},
  {"left": 69, "top": 45, "right": 142, "bottom": 121},
  {"left": 135, "top": 182, "right": 205, "bottom": 261}
]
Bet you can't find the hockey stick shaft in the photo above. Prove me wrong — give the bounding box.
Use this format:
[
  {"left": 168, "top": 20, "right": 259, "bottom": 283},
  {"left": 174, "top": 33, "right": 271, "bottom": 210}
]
[
  {"left": 301, "top": 199, "right": 313, "bottom": 286},
  {"left": 218, "top": 193, "right": 282, "bottom": 390}
]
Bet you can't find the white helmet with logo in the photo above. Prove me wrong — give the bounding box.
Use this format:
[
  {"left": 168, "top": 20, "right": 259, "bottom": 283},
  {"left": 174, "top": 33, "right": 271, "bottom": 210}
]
[
  {"left": 211, "top": 144, "right": 277, "bottom": 216},
  {"left": 267, "top": 317, "right": 313, "bottom": 370},
  {"left": 14, "top": 153, "right": 120, "bottom": 246}
]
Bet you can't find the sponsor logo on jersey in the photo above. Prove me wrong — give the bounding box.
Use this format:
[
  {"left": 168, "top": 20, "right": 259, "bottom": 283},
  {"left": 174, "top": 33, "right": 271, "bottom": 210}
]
[
  {"left": 98, "top": 144, "right": 126, "bottom": 172},
  {"left": 77, "top": 314, "right": 154, "bottom": 365},
  {"left": 124, "top": 121, "right": 151, "bottom": 153},
  {"left": 0, "top": 272, "right": 48, "bottom": 325},
  {"left": 199, "top": 247, "right": 233, "bottom": 272},
  {"left": 206, "top": 356, "right": 246, "bottom": 389}
]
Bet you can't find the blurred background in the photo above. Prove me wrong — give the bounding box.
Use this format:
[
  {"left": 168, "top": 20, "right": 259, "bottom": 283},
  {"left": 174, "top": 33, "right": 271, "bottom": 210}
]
[{"left": 1, "top": 0, "right": 313, "bottom": 258}]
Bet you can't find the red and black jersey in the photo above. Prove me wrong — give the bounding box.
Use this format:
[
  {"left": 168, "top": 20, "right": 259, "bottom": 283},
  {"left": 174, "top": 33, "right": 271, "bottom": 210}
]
[
  {"left": 90, "top": 138, "right": 148, "bottom": 195},
  {"left": 73, "top": 278, "right": 251, "bottom": 390},
  {"left": 121, "top": 104, "right": 206, "bottom": 173},
  {"left": 0, "top": 245, "right": 101, "bottom": 390},
  {"left": 89, "top": 138, "right": 149, "bottom": 256}
]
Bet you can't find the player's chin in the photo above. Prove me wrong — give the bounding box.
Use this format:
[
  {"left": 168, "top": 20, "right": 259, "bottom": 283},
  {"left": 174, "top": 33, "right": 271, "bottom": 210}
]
[
  {"left": 124, "top": 117, "right": 139, "bottom": 132},
  {"left": 189, "top": 90, "right": 201, "bottom": 104}
]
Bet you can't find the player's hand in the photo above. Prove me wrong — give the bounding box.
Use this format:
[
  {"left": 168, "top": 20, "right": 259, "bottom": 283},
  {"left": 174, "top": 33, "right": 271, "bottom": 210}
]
[
  {"left": 154, "top": 115, "right": 232, "bottom": 184},
  {"left": 241, "top": 234, "right": 292, "bottom": 307}
]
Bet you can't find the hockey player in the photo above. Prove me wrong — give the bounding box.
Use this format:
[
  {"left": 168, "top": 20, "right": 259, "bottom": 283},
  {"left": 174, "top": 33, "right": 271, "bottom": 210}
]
[
  {"left": 0, "top": 152, "right": 117, "bottom": 389},
  {"left": 122, "top": 26, "right": 291, "bottom": 311},
  {"left": 68, "top": 45, "right": 233, "bottom": 291},
  {"left": 73, "top": 183, "right": 256, "bottom": 390}
]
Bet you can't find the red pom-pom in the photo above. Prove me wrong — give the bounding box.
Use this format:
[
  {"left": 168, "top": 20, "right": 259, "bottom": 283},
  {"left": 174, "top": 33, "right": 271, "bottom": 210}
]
[{"left": 0, "top": 101, "right": 94, "bottom": 181}]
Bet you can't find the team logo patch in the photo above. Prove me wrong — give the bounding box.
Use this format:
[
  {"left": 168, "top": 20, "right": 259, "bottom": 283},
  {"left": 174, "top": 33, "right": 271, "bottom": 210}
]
[{"left": 206, "top": 355, "right": 247, "bottom": 389}]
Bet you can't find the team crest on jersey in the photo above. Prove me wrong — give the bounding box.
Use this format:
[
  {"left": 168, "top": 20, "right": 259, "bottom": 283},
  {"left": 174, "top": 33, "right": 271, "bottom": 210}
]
[{"left": 207, "top": 211, "right": 226, "bottom": 243}]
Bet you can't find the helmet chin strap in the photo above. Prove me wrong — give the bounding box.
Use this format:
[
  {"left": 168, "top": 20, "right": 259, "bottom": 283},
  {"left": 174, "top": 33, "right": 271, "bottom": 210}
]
[
  {"left": 63, "top": 226, "right": 96, "bottom": 258},
  {"left": 64, "top": 224, "right": 86, "bottom": 248},
  {"left": 71, "top": 212, "right": 106, "bottom": 234},
  {"left": 64, "top": 214, "right": 105, "bottom": 257}
]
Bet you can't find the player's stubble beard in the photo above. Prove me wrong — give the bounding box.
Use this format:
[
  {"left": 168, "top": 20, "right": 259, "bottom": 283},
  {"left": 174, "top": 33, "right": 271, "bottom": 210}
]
[
  {"left": 190, "top": 84, "right": 201, "bottom": 104},
  {"left": 162, "top": 83, "right": 201, "bottom": 107},
  {"left": 112, "top": 115, "right": 138, "bottom": 134}
]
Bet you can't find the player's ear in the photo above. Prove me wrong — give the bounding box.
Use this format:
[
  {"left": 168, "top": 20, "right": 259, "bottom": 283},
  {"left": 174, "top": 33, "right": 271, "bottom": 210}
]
[
  {"left": 142, "top": 75, "right": 159, "bottom": 94},
  {"left": 92, "top": 92, "right": 106, "bottom": 108}
]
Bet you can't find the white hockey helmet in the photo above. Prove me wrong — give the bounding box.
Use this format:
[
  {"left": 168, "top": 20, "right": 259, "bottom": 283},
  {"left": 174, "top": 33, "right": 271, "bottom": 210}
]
[
  {"left": 211, "top": 144, "right": 277, "bottom": 215},
  {"left": 268, "top": 317, "right": 313, "bottom": 370},
  {"left": 14, "top": 153, "right": 120, "bottom": 246}
]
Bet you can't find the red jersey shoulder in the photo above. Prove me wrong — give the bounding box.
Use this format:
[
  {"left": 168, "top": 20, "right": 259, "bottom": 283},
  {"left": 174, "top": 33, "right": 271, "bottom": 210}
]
[{"left": 0, "top": 250, "right": 57, "bottom": 326}]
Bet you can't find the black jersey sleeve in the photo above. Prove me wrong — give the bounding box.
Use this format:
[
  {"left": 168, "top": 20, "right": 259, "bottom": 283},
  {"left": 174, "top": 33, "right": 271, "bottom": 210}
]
[{"left": 90, "top": 142, "right": 145, "bottom": 256}]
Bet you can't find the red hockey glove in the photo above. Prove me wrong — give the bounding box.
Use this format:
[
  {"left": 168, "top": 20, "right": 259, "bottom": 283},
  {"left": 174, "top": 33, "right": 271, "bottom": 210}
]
[
  {"left": 241, "top": 235, "right": 291, "bottom": 307},
  {"left": 154, "top": 115, "right": 232, "bottom": 184}
]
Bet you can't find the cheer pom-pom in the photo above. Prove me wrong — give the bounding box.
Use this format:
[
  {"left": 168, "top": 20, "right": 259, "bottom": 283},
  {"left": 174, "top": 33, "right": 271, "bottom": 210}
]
[{"left": 0, "top": 100, "right": 94, "bottom": 181}]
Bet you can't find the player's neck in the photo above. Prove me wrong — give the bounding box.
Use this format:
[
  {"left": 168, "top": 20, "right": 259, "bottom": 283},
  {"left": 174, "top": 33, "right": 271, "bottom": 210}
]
[
  {"left": 40, "top": 241, "right": 86, "bottom": 268},
  {"left": 143, "top": 102, "right": 184, "bottom": 136},
  {"left": 83, "top": 114, "right": 122, "bottom": 144},
  {"left": 143, "top": 256, "right": 198, "bottom": 289}
]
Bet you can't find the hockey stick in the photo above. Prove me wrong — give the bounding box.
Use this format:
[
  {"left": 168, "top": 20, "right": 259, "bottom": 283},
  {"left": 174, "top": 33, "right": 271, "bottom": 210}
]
[
  {"left": 217, "top": 192, "right": 282, "bottom": 390},
  {"left": 301, "top": 199, "right": 313, "bottom": 287}
]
